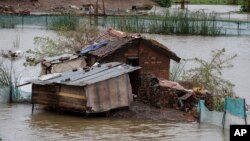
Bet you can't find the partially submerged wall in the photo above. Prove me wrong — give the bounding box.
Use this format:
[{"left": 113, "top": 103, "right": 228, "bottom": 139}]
[
  {"left": 32, "top": 84, "right": 87, "bottom": 111},
  {"left": 86, "top": 74, "right": 133, "bottom": 113},
  {"left": 31, "top": 74, "right": 133, "bottom": 113}
]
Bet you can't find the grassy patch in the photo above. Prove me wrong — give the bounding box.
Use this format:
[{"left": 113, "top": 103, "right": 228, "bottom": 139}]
[
  {"left": 111, "top": 11, "right": 222, "bottom": 36},
  {"left": 0, "top": 21, "right": 16, "bottom": 28},
  {"left": 49, "top": 16, "right": 79, "bottom": 31},
  {"left": 153, "top": 0, "right": 172, "bottom": 7}
]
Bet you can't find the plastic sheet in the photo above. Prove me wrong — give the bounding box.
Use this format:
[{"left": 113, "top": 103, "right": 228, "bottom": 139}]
[
  {"left": 224, "top": 97, "right": 245, "bottom": 119},
  {"left": 0, "top": 86, "right": 31, "bottom": 103},
  {"left": 199, "top": 99, "right": 247, "bottom": 129}
]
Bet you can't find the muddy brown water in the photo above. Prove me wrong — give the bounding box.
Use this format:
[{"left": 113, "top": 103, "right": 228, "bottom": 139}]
[
  {"left": 0, "top": 103, "right": 229, "bottom": 141},
  {"left": 0, "top": 28, "right": 249, "bottom": 140}
]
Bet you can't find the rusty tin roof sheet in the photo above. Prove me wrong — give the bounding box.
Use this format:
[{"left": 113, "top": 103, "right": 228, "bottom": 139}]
[{"left": 27, "top": 62, "right": 141, "bottom": 86}]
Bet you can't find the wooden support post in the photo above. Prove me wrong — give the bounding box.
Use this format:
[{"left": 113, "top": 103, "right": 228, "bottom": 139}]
[
  {"left": 222, "top": 98, "right": 227, "bottom": 129},
  {"left": 22, "top": 15, "right": 24, "bottom": 29},
  {"left": 106, "top": 110, "right": 110, "bottom": 117},
  {"left": 244, "top": 99, "right": 247, "bottom": 125},
  {"left": 222, "top": 111, "right": 226, "bottom": 129},
  {"left": 237, "top": 22, "right": 240, "bottom": 36},
  {"left": 45, "top": 15, "right": 48, "bottom": 29},
  {"left": 32, "top": 104, "right": 34, "bottom": 114},
  {"left": 9, "top": 59, "right": 13, "bottom": 103},
  {"left": 102, "top": 0, "right": 106, "bottom": 16},
  {"left": 212, "top": 16, "right": 215, "bottom": 35},
  {"left": 198, "top": 101, "right": 201, "bottom": 124},
  {"left": 181, "top": 0, "right": 185, "bottom": 9}
]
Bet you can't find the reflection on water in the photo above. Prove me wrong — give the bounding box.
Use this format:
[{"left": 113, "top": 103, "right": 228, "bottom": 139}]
[{"left": 0, "top": 104, "right": 229, "bottom": 141}]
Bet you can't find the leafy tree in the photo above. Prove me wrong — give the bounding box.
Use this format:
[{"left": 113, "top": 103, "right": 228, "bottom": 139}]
[
  {"left": 182, "top": 48, "right": 237, "bottom": 97},
  {"left": 241, "top": 0, "right": 250, "bottom": 12},
  {"left": 26, "top": 25, "right": 99, "bottom": 65}
]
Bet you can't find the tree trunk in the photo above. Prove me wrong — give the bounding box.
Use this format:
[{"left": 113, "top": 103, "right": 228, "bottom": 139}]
[
  {"left": 102, "top": 0, "right": 105, "bottom": 15},
  {"left": 180, "top": 0, "right": 185, "bottom": 9}
]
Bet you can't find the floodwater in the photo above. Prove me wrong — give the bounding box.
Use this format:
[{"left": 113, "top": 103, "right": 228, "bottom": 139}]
[
  {"left": 172, "top": 4, "right": 240, "bottom": 13},
  {"left": 0, "top": 28, "right": 249, "bottom": 140},
  {"left": 0, "top": 28, "right": 56, "bottom": 96},
  {"left": 169, "top": 5, "right": 249, "bottom": 20},
  {"left": 145, "top": 34, "right": 250, "bottom": 104},
  {"left": 0, "top": 103, "right": 229, "bottom": 141}
]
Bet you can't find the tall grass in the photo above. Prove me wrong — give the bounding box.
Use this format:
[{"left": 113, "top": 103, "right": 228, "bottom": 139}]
[
  {"left": 49, "top": 16, "right": 79, "bottom": 31},
  {"left": 170, "top": 61, "right": 185, "bottom": 82},
  {"left": 0, "top": 64, "right": 9, "bottom": 87},
  {"left": 0, "top": 63, "right": 10, "bottom": 102},
  {"left": 111, "top": 11, "right": 222, "bottom": 36},
  {"left": 0, "top": 63, "right": 25, "bottom": 102},
  {"left": 0, "top": 20, "right": 16, "bottom": 28}
]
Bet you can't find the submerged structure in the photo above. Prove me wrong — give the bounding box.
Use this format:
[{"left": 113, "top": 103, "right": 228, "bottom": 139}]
[
  {"left": 28, "top": 62, "right": 140, "bottom": 113},
  {"left": 40, "top": 54, "right": 86, "bottom": 75}
]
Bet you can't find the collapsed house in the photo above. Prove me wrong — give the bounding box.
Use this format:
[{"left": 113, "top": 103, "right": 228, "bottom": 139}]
[
  {"left": 28, "top": 62, "right": 140, "bottom": 113},
  {"left": 82, "top": 29, "right": 181, "bottom": 94}
]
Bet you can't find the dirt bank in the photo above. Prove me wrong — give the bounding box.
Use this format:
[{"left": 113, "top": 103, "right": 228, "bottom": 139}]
[
  {"left": 111, "top": 101, "right": 197, "bottom": 122},
  {"left": 0, "top": 0, "right": 151, "bottom": 13},
  {"left": 43, "top": 101, "right": 197, "bottom": 122}
]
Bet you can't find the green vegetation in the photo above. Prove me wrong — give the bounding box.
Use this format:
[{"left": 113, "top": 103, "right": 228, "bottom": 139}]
[
  {"left": 170, "top": 61, "right": 185, "bottom": 81},
  {"left": 0, "top": 63, "right": 9, "bottom": 87},
  {"left": 112, "top": 11, "right": 221, "bottom": 36},
  {"left": 49, "top": 16, "right": 79, "bottom": 31},
  {"left": 170, "top": 48, "right": 237, "bottom": 111},
  {"left": 0, "top": 36, "right": 24, "bottom": 103},
  {"left": 0, "top": 63, "right": 10, "bottom": 102},
  {"left": 183, "top": 48, "right": 237, "bottom": 97},
  {"left": 241, "top": 0, "right": 250, "bottom": 12},
  {"left": 171, "top": 48, "right": 237, "bottom": 97},
  {"left": 153, "top": 0, "right": 171, "bottom": 7},
  {"left": 26, "top": 24, "right": 99, "bottom": 65},
  {"left": 0, "top": 21, "right": 16, "bottom": 28}
]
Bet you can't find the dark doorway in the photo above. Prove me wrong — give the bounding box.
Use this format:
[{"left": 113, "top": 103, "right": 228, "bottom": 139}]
[{"left": 127, "top": 57, "right": 140, "bottom": 95}]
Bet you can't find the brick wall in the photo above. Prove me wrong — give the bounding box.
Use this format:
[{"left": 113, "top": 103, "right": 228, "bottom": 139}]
[
  {"left": 91, "top": 40, "right": 171, "bottom": 80},
  {"left": 138, "top": 43, "right": 170, "bottom": 79}
]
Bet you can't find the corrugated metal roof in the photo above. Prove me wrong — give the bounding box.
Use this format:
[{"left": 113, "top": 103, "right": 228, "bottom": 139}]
[{"left": 27, "top": 62, "right": 141, "bottom": 86}]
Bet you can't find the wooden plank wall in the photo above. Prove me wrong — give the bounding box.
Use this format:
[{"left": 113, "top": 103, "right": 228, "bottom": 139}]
[
  {"left": 59, "top": 85, "right": 86, "bottom": 111},
  {"left": 31, "top": 84, "right": 87, "bottom": 111},
  {"left": 32, "top": 84, "right": 59, "bottom": 107},
  {"left": 85, "top": 74, "right": 133, "bottom": 113}
]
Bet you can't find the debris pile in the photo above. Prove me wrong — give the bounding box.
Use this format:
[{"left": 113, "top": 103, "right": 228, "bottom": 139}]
[{"left": 138, "top": 75, "right": 213, "bottom": 113}]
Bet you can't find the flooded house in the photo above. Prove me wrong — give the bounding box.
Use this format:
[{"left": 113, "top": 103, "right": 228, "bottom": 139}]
[
  {"left": 28, "top": 62, "right": 140, "bottom": 113},
  {"left": 40, "top": 54, "right": 86, "bottom": 75},
  {"left": 82, "top": 29, "right": 181, "bottom": 94}
]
